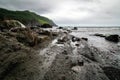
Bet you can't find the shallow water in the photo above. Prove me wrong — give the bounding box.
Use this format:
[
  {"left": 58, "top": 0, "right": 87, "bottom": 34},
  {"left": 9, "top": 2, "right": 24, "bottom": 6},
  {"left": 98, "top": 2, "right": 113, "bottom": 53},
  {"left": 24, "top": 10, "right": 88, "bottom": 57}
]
[{"left": 70, "top": 27, "right": 120, "bottom": 52}]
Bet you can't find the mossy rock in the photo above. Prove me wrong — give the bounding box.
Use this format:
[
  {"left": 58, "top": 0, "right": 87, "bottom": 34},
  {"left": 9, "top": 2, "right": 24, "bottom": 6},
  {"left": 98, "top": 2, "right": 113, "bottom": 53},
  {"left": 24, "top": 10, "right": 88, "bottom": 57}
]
[{"left": 0, "top": 20, "right": 26, "bottom": 31}]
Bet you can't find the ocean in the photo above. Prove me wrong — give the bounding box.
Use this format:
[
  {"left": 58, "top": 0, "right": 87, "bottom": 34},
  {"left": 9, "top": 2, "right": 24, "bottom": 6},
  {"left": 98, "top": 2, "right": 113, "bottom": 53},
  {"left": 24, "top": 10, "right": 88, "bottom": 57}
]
[{"left": 70, "top": 27, "right": 120, "bottom": 52}]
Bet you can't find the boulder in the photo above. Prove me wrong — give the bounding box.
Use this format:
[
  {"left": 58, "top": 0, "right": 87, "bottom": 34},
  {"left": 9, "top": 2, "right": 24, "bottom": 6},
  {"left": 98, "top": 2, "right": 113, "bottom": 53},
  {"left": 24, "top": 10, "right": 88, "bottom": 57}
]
[
  {"left": 93, "top": 33, "right": 106, "bottom": 37},
  {"left": 40, "top": 24, "right": 52, "bottom": 28},
  {"left": 71, "top": 36, "right": 80, "bottom": 42},
  {"left": 105, "top": 34, "right": 119, "bottom": 43},
  {"left": 102, "top": 67, "right": 120, "bottom": 80},
  {"left": 72, "top": 27, "right": 78, "bottom": 30},
  {"left": 57, "top": 38, "right": 65, "bottom": 44},
  {"left": 81, "top": 37, "right": 88, "bottom": 41},
  {"left": 38, "top": 30, "right": 51, "bottom": 35},
  {"left": 0, "top": 20, "right": 26, "bottom": 31},
  {"left": 58, "top": 27, "right": 63, "bottom": 29}
]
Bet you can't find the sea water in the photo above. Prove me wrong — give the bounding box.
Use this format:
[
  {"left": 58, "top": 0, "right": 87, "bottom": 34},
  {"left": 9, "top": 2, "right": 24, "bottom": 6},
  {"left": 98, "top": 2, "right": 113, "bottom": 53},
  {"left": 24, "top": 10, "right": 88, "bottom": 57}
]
[{"left": 70, "top": 27, "right": 120, "bottom": 52}]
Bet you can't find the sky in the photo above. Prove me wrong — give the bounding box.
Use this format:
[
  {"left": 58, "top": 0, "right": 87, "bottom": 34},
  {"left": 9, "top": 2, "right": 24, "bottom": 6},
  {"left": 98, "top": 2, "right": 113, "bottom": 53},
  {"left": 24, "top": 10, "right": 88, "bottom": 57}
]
[{"left": 0, "top": 0, "right": 120, "bottom": 26}]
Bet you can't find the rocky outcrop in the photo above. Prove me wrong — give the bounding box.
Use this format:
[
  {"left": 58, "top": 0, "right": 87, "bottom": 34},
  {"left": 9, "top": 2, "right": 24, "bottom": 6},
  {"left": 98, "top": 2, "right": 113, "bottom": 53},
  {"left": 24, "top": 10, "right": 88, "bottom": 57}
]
[
  {"left": 0, "top": 20, "right": 26, "bottom": 32},
  {"left": 42, "top": 33, "right": 120, "bottom": 80},
  {"left": 105, "top": 34, "right": 119, "bottom": 43},
  {"left": 0, "top": 21, "right": 59, "bottom": 80},
  {"left": 40, "top": 24, "right": 52, "bottom": 28},
  {"left": 0, "top": 32, "right": 41, "bottom": 80}
]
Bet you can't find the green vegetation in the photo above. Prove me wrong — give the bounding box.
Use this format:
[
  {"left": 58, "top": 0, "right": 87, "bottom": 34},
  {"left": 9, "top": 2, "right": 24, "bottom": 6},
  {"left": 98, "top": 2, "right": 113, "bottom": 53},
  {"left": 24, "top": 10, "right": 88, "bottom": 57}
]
[{"left": 0, "top": 8, "right": 56, "bottom": 26}]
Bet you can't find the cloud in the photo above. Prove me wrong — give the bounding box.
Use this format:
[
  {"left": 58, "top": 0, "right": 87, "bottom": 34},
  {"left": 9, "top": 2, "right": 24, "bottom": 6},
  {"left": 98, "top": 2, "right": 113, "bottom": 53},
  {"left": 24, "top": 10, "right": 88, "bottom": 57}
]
[
  {"left": 0, "top": 0, "right": 120, "bottom": 25},
  {"left": 0, "top": 0, "right": 58, "bottom": 13}
]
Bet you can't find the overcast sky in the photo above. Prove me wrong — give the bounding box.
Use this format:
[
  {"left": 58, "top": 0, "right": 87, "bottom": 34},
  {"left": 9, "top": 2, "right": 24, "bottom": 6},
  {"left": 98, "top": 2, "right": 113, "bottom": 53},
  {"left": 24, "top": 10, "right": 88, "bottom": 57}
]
[{"left": 0, "top": 0, "right": 120, "bottom": 26}]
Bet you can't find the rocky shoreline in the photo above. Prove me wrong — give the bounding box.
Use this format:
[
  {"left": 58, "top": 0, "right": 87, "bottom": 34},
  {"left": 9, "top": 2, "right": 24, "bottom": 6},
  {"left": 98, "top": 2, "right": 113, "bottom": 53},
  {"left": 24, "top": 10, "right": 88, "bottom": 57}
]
[{"left": 0, "top": 21, "right": 120, "bottom": 80}]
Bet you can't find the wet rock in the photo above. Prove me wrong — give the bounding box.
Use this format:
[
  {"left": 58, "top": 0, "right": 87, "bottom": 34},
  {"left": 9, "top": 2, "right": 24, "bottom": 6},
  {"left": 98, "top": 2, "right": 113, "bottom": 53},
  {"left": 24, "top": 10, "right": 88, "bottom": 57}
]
[
  {"left": 71, "top": 66, "right": 82, "bottom": 73},
  {"left": 40, "top": 24, "right": 52, "bottom": 28},
  {"left": 16, "top": 32, "right": 39, "bottom": 47},
  {"left": 75, "top": 44, "right": 80, "bottom": 47},
  {"left": 57, "top": 39, "right": 65, "bottom": 44},
  {"left": 71, "top": 61, "right": 84, "bottom": 67},
  {"left": 38, "top": 30, "right": 51, "bottom": 35},
  {"left": 57, "top": 35, "right": 69, "bottom": 44},
  {"left": 0, "top": 31, "right": 46, "bottom": 80},
  {"left": 43, "top": 53, "right": 75, "bottom": 80},
  {"left": 72, "top": 27, "right": 78, "bottom": 30},
  {"left": 71, "top": 36, "right": 80, "bottom": 42},
  {"left": 102, "top": 66, "right": 120, "bottom": 80},
  {"left": 71, "top": 36, "right": 76, "bottom": 42},
  {"left": 0, "top": 20, "right": 26, "bottom": 32},
  {"left": 105, "top": 34, "right": 119, "bottom": 43},
  {"left": 81, "top": 37, "right": 88, "bottom": 41},
  {"left": 93, "top": 33, "right": 106, "bottom": 37},
  {"left": 78, "top": 46, "right": 101, "bottom": 62},
  {"left": 62, "top": 50, "right": 68, "bottom": 55},
  {"left": 78, "top": 61, "right": 84, "bottom": 66},
  {"left": 10, "top": 27, "right": 27, "bottom": 32},
  {"left": 58, "top": 27, "right": 63, "bottom": 29}
]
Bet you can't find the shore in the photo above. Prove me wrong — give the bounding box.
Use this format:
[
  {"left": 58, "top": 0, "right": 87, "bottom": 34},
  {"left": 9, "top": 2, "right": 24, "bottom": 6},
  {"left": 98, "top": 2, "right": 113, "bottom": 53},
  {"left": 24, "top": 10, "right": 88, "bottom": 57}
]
[{"left": 0, "top": 25, "right": 120, "bottom": 80}]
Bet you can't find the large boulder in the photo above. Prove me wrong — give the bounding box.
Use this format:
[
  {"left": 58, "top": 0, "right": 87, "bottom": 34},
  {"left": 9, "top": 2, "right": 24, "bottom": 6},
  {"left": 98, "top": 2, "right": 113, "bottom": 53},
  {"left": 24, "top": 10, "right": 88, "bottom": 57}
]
[
  {"left": 0, "top": 20, "right": 26, "bottom": 31},
  {"left": 40, "top": 24, "right": 52, "bottom": 28},
  {"left": 105, "top": 34, "right": 119, "bottom": 43}
]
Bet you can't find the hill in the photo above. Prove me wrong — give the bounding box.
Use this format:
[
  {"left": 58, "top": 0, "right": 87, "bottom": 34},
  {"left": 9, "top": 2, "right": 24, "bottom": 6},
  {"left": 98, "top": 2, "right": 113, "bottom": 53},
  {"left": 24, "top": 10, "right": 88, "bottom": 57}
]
[{"left": 0, "top": 8, "right": 56, "bottom": 27}]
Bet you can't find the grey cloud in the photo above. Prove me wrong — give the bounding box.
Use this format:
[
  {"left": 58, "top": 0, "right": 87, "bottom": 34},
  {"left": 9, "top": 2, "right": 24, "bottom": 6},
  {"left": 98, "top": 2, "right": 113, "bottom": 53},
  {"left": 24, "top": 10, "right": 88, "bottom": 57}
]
[
  {"left": 0, "top": 0, "right": 120, "bottom": 26},
  {"left": 0, "top": 0, "right": 54, "bottom": 14}
]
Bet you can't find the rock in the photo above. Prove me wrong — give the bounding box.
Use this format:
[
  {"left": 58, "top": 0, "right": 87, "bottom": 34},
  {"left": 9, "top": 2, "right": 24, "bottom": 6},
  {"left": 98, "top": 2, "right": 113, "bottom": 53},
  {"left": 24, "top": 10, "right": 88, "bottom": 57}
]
[
  {"left": 105, "top": 34, "right": 119, "bottom": 43},
  {"left": 0, "top": 20, "right": 26, "bottom": 31},
  {"left": 10, "top": 27, "right": 27, "bottom": 32},
  {"left": 75, "top": 44, "right": 80, "bottom": 47},
  {"left": 72, "top": 27, "right": 78, "bottom": 30},
  {"left": 81, "top": 37, "right": 88, "bottom": 41},
  {"left": 40, "top": 24, "right": 52, "bottom": 28},
  {"left": 38, "top": 30, "right": 51, "bottom": 35},
  {"left": 57, "top": 38, "right": 65, "bottom": 44},
  {"left": 93, "top": 33, "right": 106, "bottom": 37},
  {"left": 16, "top": 32, "right": 42, "bottom": 47},
  {"left": 71, "top": 36, "right": 80, "bottom": 42},
  {"left": 78, "top": 61, "right": 84, "bottom": 66},
  {"left": 0, "top": 27, "right": 52, "bottom": 80},
  {"left": 102, "top": 66, "right": 120, "bottom": 80},
  {"left": 58, "top": 27, "right": 63, "bottom": 29},
  {"left": 57, "top": 35, "right": 69, "bottom": 44},
  {"left": 71, "top": 66, "right": 82, "bottom": 73},
  {"left": 71, "top": 36, "right": 76, "bottom": 42},
  {"left": 78, "top": 46, "right": 101, "bottom": 62},
  {"left": 52, "top": 32, "right": 58, "bottom": 37}
]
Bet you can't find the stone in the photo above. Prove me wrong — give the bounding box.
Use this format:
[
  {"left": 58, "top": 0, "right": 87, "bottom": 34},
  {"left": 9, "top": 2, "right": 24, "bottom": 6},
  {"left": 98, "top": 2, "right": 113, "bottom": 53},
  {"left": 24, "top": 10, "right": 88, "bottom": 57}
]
[
  {"left": 0, "top": 20, "right": 26, "bottom": 32},
  {"left": 40, "top": 24, "right": 52, "bottom": 28},
  {"left": 81, "top": 37, "right": 88, "bottom": 41},
  {"left": 71, "top": 36, "right": 80, "bottom": 42},
  {"left": 93, "top": 33, "right": 106, "bottom": 37},
  {"left": 72, "top": 27, "right": 78, "bottom": 30},
  {"left": 105, "top": 34, "right": 119, "bottom": 43}
]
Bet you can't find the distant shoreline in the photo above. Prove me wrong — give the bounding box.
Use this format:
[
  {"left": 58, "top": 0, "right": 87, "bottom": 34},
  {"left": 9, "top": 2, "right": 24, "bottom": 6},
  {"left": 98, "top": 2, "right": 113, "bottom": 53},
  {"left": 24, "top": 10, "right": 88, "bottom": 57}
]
[{"left": 61, "top": 26, "right": 120, "bottom": 28}]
